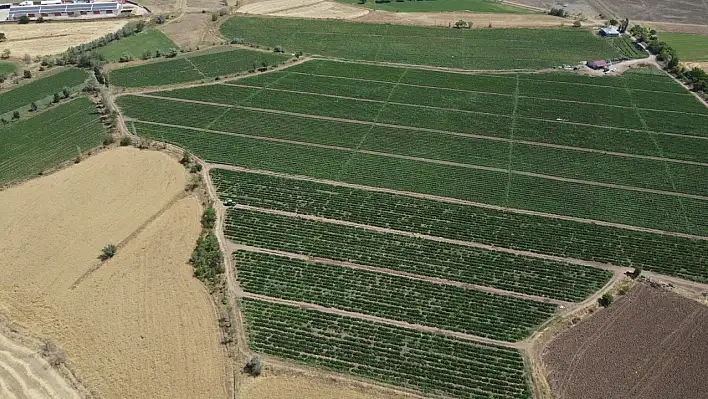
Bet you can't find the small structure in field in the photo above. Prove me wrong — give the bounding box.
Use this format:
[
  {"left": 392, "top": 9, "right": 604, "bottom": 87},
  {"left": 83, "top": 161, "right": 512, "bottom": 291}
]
[
  {"left": 600, "top": 27, "right": 620, "bottom": 37},
  {"left": 586, "top": 60, "right": 608, "bottom": 70}
]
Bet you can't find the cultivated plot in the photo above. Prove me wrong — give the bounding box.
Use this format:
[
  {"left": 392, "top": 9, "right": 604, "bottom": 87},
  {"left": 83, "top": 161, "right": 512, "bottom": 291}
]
[{"left": 0, "top": 68, "right": 88, "bottom": 116}]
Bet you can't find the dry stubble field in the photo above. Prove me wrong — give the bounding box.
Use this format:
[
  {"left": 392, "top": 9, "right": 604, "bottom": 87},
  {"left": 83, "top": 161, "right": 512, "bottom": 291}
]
[
  {"left": 0, "top": 147, "right": 228, "bottom": 399},
  {"left": 543, "top": 283, "right": 708, "bottom": 399}
]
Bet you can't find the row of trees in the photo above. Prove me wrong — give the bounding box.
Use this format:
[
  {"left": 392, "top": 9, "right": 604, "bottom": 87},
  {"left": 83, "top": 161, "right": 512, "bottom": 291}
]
[{"left": 629, "top": 25, "right": 708, "bottom": 94}]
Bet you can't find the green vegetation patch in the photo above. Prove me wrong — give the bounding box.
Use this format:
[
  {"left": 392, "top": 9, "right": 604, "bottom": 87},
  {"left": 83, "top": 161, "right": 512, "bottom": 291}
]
[
  {"left": 242, "top": 299, "right": 531, "bottom": 399},
  {"left": 109, "top": 48, "right": 290, "bottom": 88},
  {"left": 0, "top": 97, "right": 105, "bottom": 185},
  {"left": 337, "top": 0, "right": 535, "bottom": 13},
  {"left": 212, "top": 169, "right": 708, "bottom": 283},
  {"left": 0, "top": 61, "right": 17, "bottom": 76},
  {"left": 236, "top": 251, "right": 556, "bottom": 341},
  {"left": 659, "top": 32, "right": 708, "bottom": 61},
  {"left": 220, "top": 16, "right": 624, "bottom": 70},
  {"left": 0, "top": 68, "right": 88, "bottom": 116},
  {"left": 97, "top": 29, "right": 176, "bottom": 62}
]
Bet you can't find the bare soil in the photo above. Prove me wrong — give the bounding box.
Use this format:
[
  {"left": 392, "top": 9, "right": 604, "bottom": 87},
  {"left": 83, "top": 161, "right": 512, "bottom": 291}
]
[
  {"left": 543, "top": 283, "right": 708, "bottom": 399},
  {"left": 355, "top": 9, "right": 564, "bottom": 27},
  {"left": 589, "top": 0, "right": 708, "bottom": 25},
  {"left": 240, "top": 374, "right": 415, "bottom": 399},
  {"left": 0, "top": 147, "right": 229, "bottom": 398},
  {"left": 0, "top": 19, "right": 128, "bottom": 57},
  {"left": 238, "top": 0, "right": 368, "bottom": 19},
  {"left": 159, "top": 12, "right": 224, "bottom": 49}
]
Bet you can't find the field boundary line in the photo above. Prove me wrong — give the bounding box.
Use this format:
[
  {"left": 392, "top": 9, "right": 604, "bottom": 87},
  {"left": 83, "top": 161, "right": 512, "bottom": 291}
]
[
  {"left": 130, "top": 118, "right": 708, "bottom": 201},
  {"left": 132, "top": 92, "right": 708, "bottom": 163},
  {"left": 208, "top": 165, "right": 708, "bottom": 241},
  {"left": 505, "top": 74, "right": 520, "bottom": 206},
  {"left": 184, "top": 57, "right": 207, "bottom": 79},
  {"left": 238, "top": 292, "right": 523, "bottom": 349},
  {"left": 230, "top": 203, "right": 629, "bottom": 272},
  {"left": 230, "top": 244, "right": 571, "bottom": 306}
]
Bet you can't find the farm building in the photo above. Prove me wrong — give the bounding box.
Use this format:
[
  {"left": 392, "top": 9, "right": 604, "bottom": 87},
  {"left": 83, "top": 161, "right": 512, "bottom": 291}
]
[
  {"left": 600, "top": 27, "right": 620, "bottom": 37},
  {"left": 6, "top": 1, "right": 123, "bottom": 20},
  {"left": 587, "top": 60, "right": 608, "bottom": 69}
]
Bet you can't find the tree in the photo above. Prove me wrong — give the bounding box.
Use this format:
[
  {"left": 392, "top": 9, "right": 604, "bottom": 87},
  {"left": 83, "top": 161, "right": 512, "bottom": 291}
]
[
  {"left": 548, "top": 8, "right": 568, "bottom": 17},
  {"left": 631, "top": 266, "right": 642, "bottom": 279},
  {"left": 23, "top": 69, "right": 31, "bottom": 78},
  {"left": 53, "top": 92, "right": 61, "bottom": 103},
  {"left": 572, "top": 20, "right": 582, "bottom": 27},
  {"left": 453, "top": 20, "right": 471, "bottom": 29},
  {"left": 141, "top": 49, "right": 152, "bottom": 60},
  {"left": 202, "top": 207, "right": 217, "bottom": 229},
  {"left": 245, "top": 357, "right": 262, "bottom": 376},
  {"left": 62, "top": 86, "right": 71, "bottom": 99},
  {"left": 100, "top": 244, "right": 117, "bottom": 260},
  {"left": 598, "top": 293, "right": 613, "bottom": 307},
  {"left": 609, "top": 19, "right": 618, "bottom": 26},
  {"left": 166, "top": 48, "right": 179, "bottom": 58},
  {"left": 119, "top": 52, "right": 134, "bottom": 62},
  {"left": 30, "top": 102, "right": 37, "bottom": 112},
  {"left": 0, "top": 32, "right": 6, "bottom": 42},
  {"left": 18, "top": 15, "right": 30, "bottom": 24},
  {"left": 119, "top": 136, "right": 132, "bottom": 146},
  {"left": 12, "top": 111, "right": 20, "bottom": 120},
  {"left": 180, "top": 151, "right": 191, "bottom": 165}
]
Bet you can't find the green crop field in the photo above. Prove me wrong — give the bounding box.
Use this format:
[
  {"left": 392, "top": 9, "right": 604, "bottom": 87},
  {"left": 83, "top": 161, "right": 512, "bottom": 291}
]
[
  {"left": 220, "top": 16, "right": 625, "bottom": 70},
  {"left": 242, "top": 299, "right": 531, "bottom": 399},
  {"left": 97, "top": 29, "right": 176, "bottom": 62},
  {"left": 0, "top": 97, "right": 105, "bottom": 185},
  {"left": 0, "top": 61, "right": 17, "bottom": 76},
  {"left": 109, "top": 48, "right": 290, "bottom": 88},
  {"left": 115, "top": 23, "right": 708, "bottom": 398},
  {"left": 213, "top": 169, "right": 708, "bottom": 283},
  {"left": 660, "top": 32, "right": 708, "bottom": 61},
  {"left": 337, "top": 0, "right": 536, "bottom": 13},
  {"left": 0, "top": 68, "right": 88, "bottom": 117},
  {"left": 236, "top": 251, "right": 556, "bottom": 341}
]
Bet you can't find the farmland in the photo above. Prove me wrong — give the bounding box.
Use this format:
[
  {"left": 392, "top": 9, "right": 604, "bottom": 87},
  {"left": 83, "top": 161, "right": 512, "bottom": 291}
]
[
  {"left": 236, "top": 251, "right": 556, "bottom": 341},
  {"left": 0, "top": 68, "right": 88, "bottom": 116},
  {"left": 97, "top": 29, "right": 176, "bottom": 62},
  {"left": 659, "top": 32, "right": 708, "bottom": 61},
  {"left": 0, "top": 61, "right": 17, "bottom": 76},
  {"left": 242, "top": 299, "right": 530, "bottom": 399},
  {"left": 109, "top": 48, "right": 291, "bottom": 88},
  {"left": 0, "top": 97, "right": 106, "bottom": 185},
  {"left": 220, "top": 16, "right": 626, "bottom": 70},
  {"left": 336, "top": 0, "right": 536, "bottom": 13}
]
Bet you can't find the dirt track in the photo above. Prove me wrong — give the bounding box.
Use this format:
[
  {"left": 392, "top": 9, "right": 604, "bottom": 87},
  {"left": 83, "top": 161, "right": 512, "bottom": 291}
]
[{"left": 0, "top": 148, "right": 229, "bottom": 398}]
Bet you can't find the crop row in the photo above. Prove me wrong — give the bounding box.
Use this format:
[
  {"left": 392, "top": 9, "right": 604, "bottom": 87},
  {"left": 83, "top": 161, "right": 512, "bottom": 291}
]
[
  {"left": 235, "top": 251, "right": 557, "bottom": 341},
  {"left": 131, "top": 120, "right": 708, "bottom": 235},
  {"left": 610, "top": 36, "right": 647, "bottom": 59},
  {"left": 213, "top": 169, "right": 708, "bottom": 283},
  {"left": 0, "top": 68, "right": 88, "bottom": 116},
  {"left": 241, "top": 298, "right": 531, "bottom": 398},
  {"left": 221, "top": 16, "right": 624, "bottom": 70},
  {"left": 119, "top": 94, "right": 708, "bottom": 164},
  {"left": 0, "top": 97, "right": 105, "bottom": 185},
  {"left": 109, "top": 48, "right": 290, "bottom": 88},
  {"left": 225, "top": 208, "right": 612, "bottom": 301}
]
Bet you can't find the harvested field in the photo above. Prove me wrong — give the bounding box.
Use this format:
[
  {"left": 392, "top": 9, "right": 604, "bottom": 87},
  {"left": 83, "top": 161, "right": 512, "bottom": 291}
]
[
  {"left": 355, "top": 10, "right": 565, "bottom": 27},
  {"left": 0, "top": 19, "right": 127, "bottom": 57},
  {"left": 0, "top": 147, "right": 228, "bottom": 399},
  {"left": 0, "top": 329, "right": 81, "bottom": 399},
  {"left": 240, "top": 374, "right": 415, "bottom": 399},
  {"left": 159, "top": 12, "right": 223, "bottom": 49},
  {"left": 543, "top": 283, "right": 708, "bottom": 399},
  {"left": 588, "top": 0, "right": 708, "bottom": 25},
  {"left": 270, "top": 1, "right": 370, "bottom": 19},
  {"left": 338, "top": 0, "right": 536, "bottom": 13}
]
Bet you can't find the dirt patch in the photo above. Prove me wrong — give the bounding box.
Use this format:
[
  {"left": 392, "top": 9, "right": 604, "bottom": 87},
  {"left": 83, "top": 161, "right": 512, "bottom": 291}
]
[
  {"left": 640, "top": 21, "right": 708, "bottom": 35},
  {"left": 0, "top": 147, "right": 229, "bottom": 398},
  {"left": 355, "top": 9, "right": 565, "bottom": 27},
  {"left": 159, "top": 12, "right": 224, "bottom": 48},
  {"left": 238, "top": 0, "right": 368, "bottom": 19},
  {"left": 543, "top": 283, "right": 708, "bottom": 399},
  {"left": 686, "top": 61, "right": 708, "bottom": 72},
  {"left": 587, "top": 0, "right": 708, "bottom": 25},
  {"left": 240, "top": 373, "right": 415, "bottom": 399},
  {"left": 0, "top": 20, "right": 128, "bottom": 57},
  {"left": 139, "top": 0, "right": 180, "bottom": 13}
]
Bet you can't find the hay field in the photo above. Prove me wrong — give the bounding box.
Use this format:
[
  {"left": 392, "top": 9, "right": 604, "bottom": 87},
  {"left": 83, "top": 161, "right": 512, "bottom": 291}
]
[
  {"left": 0, "top": 19, "right": 126, "bottom": 57},
  {"left": 240, "top": 374, "right": 415, "bottom": 399},
  {"left": 0, "top": 147, "right": 228, "bottom": 399}
]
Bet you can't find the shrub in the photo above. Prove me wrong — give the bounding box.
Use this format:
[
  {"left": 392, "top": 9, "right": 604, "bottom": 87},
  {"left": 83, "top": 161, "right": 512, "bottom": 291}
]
[
  {"left": 1, "top": 49, "right": 10, "bottom": 59},
  {"left": 119, "top": 136, "right": 132, "bottom": 146},
  {"left": 190, "top": 232, "right": 223, "bottom": 282},
  {"left": 62, "top": 86, "right": 71, "bottom": 99},
  {"left": 202, "top": 206, "right": 217, "bottom": 229},
  {"left": 273, "top": 45, "right": 282, "bottom": 53},
  {"left": 180, "top": 151, "right": 191, "bottom": 165},
  {"left": 549, "top": 7, "right": 568, "bottom": 17},
  {"left": 103, "top": 135, "right": 115, "bottom": 146},
  {"left": 631, "top": 266, "right": 642, "bottom": 279},
  {"left": 573, "top": 20, "right": 582, "bottom": 27},
  {"left": 18, "top": 15, "right": 30, "bottom": 24},
  {"left": 23, "top": 69, "right": 31, "bottom": 79},
  {"left": 12, "top": 110, "right": 20, "bottom": 120},
  {"left": 598, "top": 293, "right": 613, "bottom": 307},
  {"left": 53, "top": 92, "right": 61, "bottom": 103},
  {"left": 166, "top": 48, "right": 179, "bottom": 58},
  {"left": 141, "top": 49, "right": 152, "bottom": 60},
  {"left": 100, "top": 244, "right": 117, "bottom": 260},
  {"left": 119, "top": 52, "right": 134, "bottom": 63},
  {"left": 211, "top": 12, "right": 218, "bottom": 22},
  {"left": 190, "top": 163, "right": 203, "bottom": 173},
  {"left": 40, "top": 341, "right": 66, "bottom": 367},
  {"left": 609, "top": 19, "right": 618, "bottom": 26},
  {"left": 0, "top": 32, "right": 5, "bottom": 42},
  {"left": 245, "top": 357, "right": 262, "bottom": 376}
]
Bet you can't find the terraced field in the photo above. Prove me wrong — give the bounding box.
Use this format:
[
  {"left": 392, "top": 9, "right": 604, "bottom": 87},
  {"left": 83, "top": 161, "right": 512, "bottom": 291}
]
[
  {"left": 109, "top": 48, "right": 291, "bottom": 88},
  {"left": 0, "top": 97, "right": 105, "bottom": 185},
  {"left": 0, "top": 68, "right": 88, "bottom": 116},
  {"left": 118, "top": 51, "right": 708, "bottom": 398}
]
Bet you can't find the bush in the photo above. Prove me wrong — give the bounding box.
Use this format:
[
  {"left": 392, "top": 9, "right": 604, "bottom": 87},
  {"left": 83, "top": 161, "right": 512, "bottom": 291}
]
[
  {"left": 166, "top": 48, "right": 179, "bottom": 58},
  {"left": 573, "top": 20, "right": 582, "bottom": 27},
  {"left": 119, "top": 136, "right": 132, "bottom": 146},
  {"left": 100, "top": 244, "right": 117, "bottom": 260},
  {"left": 273, "top": 45, "right": 282, "bottom": 53},
  {"left": 141, "top": 49, "right": 152, "bottom": 60},
  {"left": 202, "top": 206, "right": 217, "bottom": 229},
  {"left": 180, "top": 151, "right": 191, "bottom": 165},
  {"left": 119, "top": 52, "right": 134, "bottom": 63},
  {"left": 62, "top": 86, "right": 71, "bottom": 99},
  {"left": 190, "top": 163, "right": 203, "bottom": 173},
  {"left": 598, "top": 293, "right": 613, "bottom": 307},
  {"left": 245, "top": 357, "right": 262, "bottom": 376},
  {"left": 0, "top": 32, "right": 5, "bottom": 42},
  {"left": 549, "top": 7, "right": 568, "bottom": 17},
  {"left": 103, "top": 135, "right": 115, "bottom": 146},
  {"left": 190, "top": 232, "right": 223, "bottom": 282},
  {"left": 23, "top": 69, "right": 31, "bottom": 79},
  {"left": 631, "top": 266, "right": 642, "bottom": 279},
  {"left": 53, "top": 92, "right": 61, "bottom": 103},
  {"left": 18, "top": 15, "right": 30, "bottom": 24},
  {"left": 12, "top": 111, "right": 20, "bottom": 120},
  {"left": 211, "top": 12, "right": 219, "bottom": 22},
  {"left": 40, "top": 341, "right": 66, "bottom": 367},
  {"left": 609, "top": 19, "right": 618, "bottom": 26}
]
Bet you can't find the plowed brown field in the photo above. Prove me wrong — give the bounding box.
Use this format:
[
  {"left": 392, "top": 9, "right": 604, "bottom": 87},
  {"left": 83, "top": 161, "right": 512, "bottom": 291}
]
[
  {"left": 0, "top": 147, "right": 228, "bottom": 398},
  {"left": 543, "top": 283, "right": 708, "bottom": 399}
]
